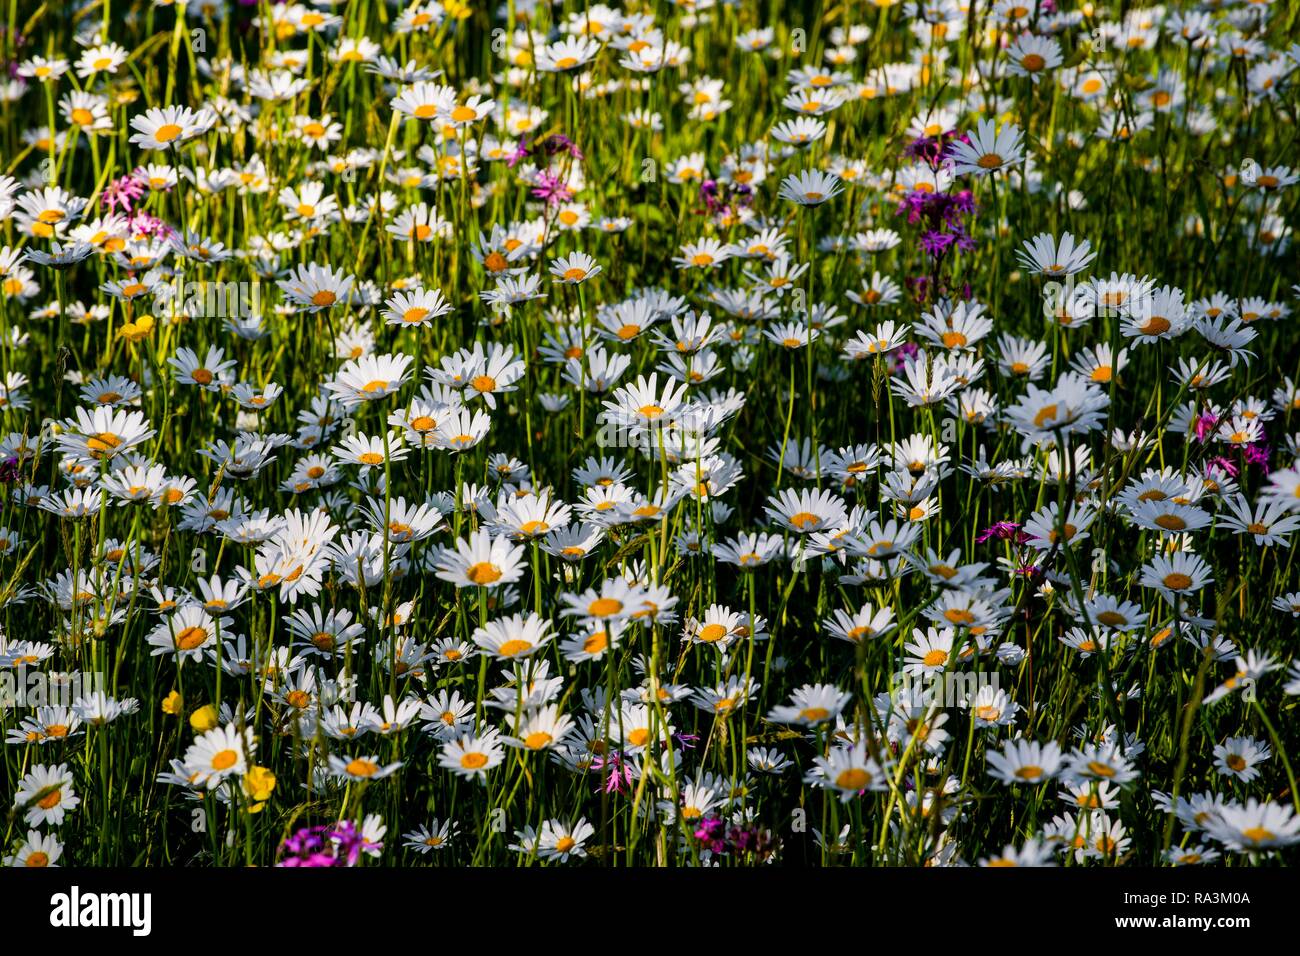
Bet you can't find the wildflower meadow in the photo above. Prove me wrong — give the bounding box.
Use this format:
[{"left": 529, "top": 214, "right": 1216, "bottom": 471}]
[{"left": 1, "top": 0, "right": 1300, "bottom": 880}]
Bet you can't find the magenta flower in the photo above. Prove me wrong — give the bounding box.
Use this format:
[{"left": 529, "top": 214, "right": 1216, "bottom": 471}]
[
  {"left": 506, "top": 137, "right": 531, "bottom": 168},
  {"left": 278, "top": 820, "right": 379, "bottom": 867},
  {"left": 691, "top": 814, "right": 774, "bottom": 859},
  {"left": 126, "top": 212, "right": 174, "bottom": 240},
  {"left": 1194, "top": 413, "right": 1219, "bottom": 443},
  {"left": 1244, "top": 442, "right": 1271, "bottom": 470},
  {"left": 896, "top": 180, "right": 977, "bottom": 268},
  {"left": 591, "top": 750, "right": 634, "bottom": 795},
  {"left": 531, "top": 170, "right": 573, "bottom": 206},
  {"left": 886, "top": 340, "right": 922, "bottom": 375},
  {"left": 510, "top": 133, "right": 583, "bottom": 170},
  {"left": 277, "top": 825, "right": 336, "bottom": 867},
  {"left": 103, "top": 169, "right": 148, "bottom": 214},
  {"left": 696, "top": 179, "right": 752, "bottom": 219},
  {"left": 538, "top": 133, "right": 583, "bottom": 160},
  {"left": 920, "top": 230, "right": 957, "bottom": 257},
  {"left": 976, "top": 521, "right": 1029, "bottom": 544},
  {"left": 693, "top": 816, "right": 728, "bottom": 854},
  {"left": 1208, "top": 456, "right": 1238, "bottom": 478}
]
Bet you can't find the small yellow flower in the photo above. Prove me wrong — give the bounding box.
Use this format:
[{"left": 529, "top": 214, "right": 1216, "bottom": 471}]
[
  {"left": 189, "top": 704, "right": 218, "bottom": 733},
  {"left": 243, "top": 766, "right": 276, "bottom": 812},
  {"left": 161, "top": 690, "right": 182, "bottom": 715},
  {"left": 118, "top": 314, "right": 155, "bottom": 343}
]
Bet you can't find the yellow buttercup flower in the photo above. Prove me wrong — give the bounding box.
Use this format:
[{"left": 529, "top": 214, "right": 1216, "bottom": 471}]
[
  {"left": 243, "top": 766, "right": 276, "bottom": 812},
  {"left": 161, "top": 690, "right": 182, "bottom": 715},
  {"left": 118, "top": 314, "right": 155, "bottom": 343},
  {"left": 189, "top": 704, "right": 218, "bottom": 733}
]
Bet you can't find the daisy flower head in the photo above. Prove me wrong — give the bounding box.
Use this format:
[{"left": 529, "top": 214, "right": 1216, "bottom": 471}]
[
  {"left": 473, "top": 612, "right": 554, "bottom": 660},
  {"left": 536, "top": 36, "right": 602, "bottom": 73},
  {"left": 1006, "top": 34, "right": 1062, "bottom": 83},
  {"left": 1016, "top": 231, "right": 1096, "bottom": 278},
  {"left": 434, "top": 529, "right": 527, "bottom": 589},
  {"left": 805, "top": 741, "right": 889, "bottom": 801},
  {"left": 390, "top": 81, "right": 458, "bottom": 121},
  {"left": 182, "top": 723, "right": 256, "bottom": 790},
  {"left": 5, "top": 830, "right": 64, "bottom": 868},
  {"left": 978, "top": 838, "right": 1056, "bottom": 867},
  {"left": 271, "top": 264, "right": 355, "bottom": 316},
  {"left": 986, "top": 739, "right": 1064, "bottom": 786},
  {"left": 1213, "top": 736, "right": 1270, "bottom": 782},
  {"left": 550, "top": 251, "right": 602, "bottom": 284},
  {"left": 1203, "top": 800, "right": 1300, "bottom": 854},
  {"left": 946, "top": 118, "right": 1025, "bottom": 176},
  {"left": 128, "top": 105, "right": 217, "bottom": 150},
  {"left": 1139, "top": 551, "right": 1213, "bottom": 601},
  {"left": 14, "top": 763, "right": 80, "bottom": 827},
  {"left": 328, "top": 754, "right": 403, "bottom": 782},
  {"left": 440, "top": 730, "right": 506, "bottom": 779},
  {"left": 56, "top": 406, "right": 154, "bottom": 462},
  {"left": 326, "top": 353, "right": 414, "bottom": 407},
  {"left": 778, "top": 169, "right": 843, "bottom": 206}
]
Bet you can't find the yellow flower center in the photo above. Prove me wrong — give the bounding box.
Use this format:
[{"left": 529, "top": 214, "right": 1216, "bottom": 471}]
[
  {"left": 466, "top": 562, "right": 502, "bottom": 585},
  {"left": 175, "top": 626, "right": 207, "bottom": 650},
  {"left": 697, "top": 623, "right": 728, "bottom": 643},
  {"left": 835, "top": 768, "right": 870, "bottom": 790},
  {"left": 1242, "top": 827, "right": 1274, "bottom": 844},
  {"left": 588, "top": 597, "right": 622, "bottom": 617},
  {"left": 211, "top": 750, "right": 238, "bottom": 771}
]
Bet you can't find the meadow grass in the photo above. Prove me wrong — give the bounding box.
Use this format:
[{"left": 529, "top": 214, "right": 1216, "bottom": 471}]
[{"left": 0, "top": 0, "right": 1299, "bottom": 868}]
